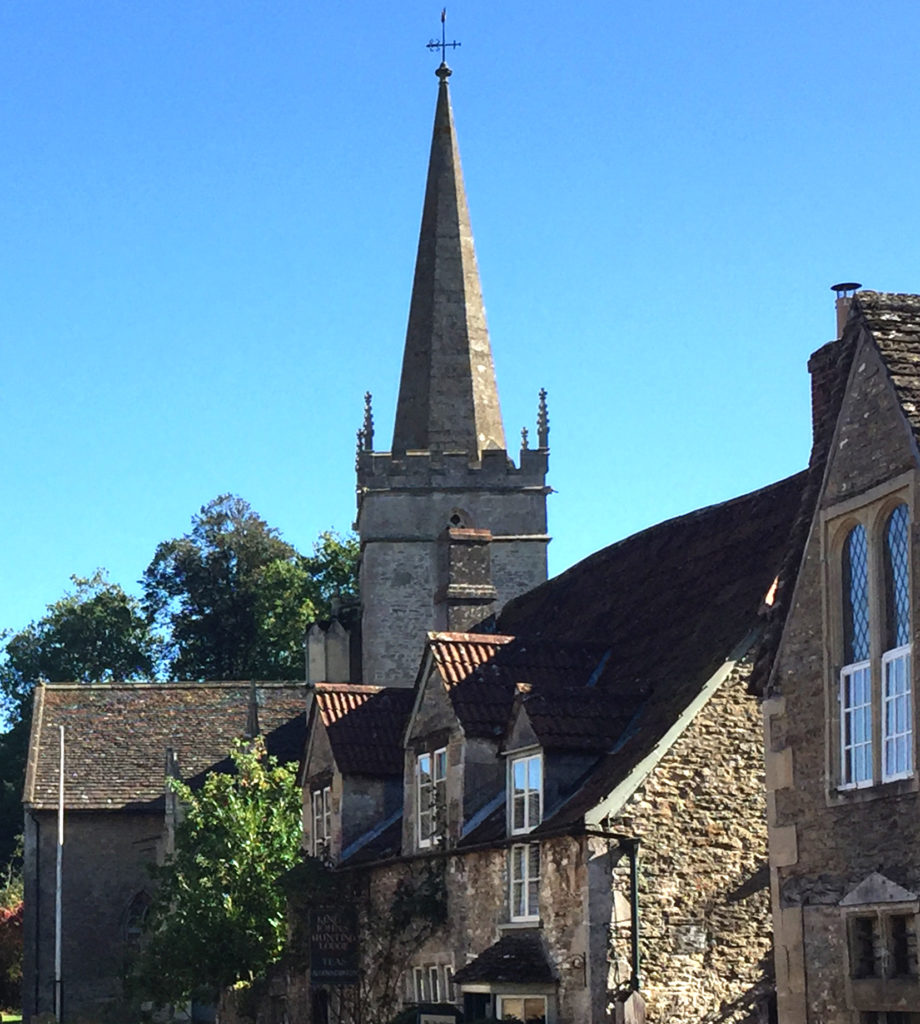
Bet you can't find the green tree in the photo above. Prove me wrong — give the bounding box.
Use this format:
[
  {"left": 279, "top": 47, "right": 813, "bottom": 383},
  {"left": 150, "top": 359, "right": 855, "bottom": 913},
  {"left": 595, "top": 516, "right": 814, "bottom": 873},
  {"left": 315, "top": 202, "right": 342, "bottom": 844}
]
[
  {"left": 132, "top": 738, "right": 301, "bottom": 1006},
  {"left": 143, "top": 495, "right": 358, "bottom": 680},
  {"left": 0, "top": 571, "right": 156, "bottom": 866}
]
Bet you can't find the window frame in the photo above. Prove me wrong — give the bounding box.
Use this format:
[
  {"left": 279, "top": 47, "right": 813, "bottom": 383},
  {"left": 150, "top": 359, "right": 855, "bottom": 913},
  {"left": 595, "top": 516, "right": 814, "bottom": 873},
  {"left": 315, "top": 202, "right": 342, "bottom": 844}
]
[
  {"left": 826, "top": 484, "right": 915, "bottom": 797},
  {"left": 508, "top": 750, "right": 543, "bottom": 836},
  {"left": 311, "top": 785, "right": 332, "bottom": 858},
  {"left": 509, "top": 841, "right": 540, "bottom": 923},
  {"left": 412, "top": 965, "right": 428, "bottom": 1003},
  {"left": 416, "top": 746, "right": 447, "bottom": 849},
  {"left": 496, "top": 994, "right": 547, "bottom": 1022},
  {"left": 428, "top": 964, "right": 441, "bottom": 1003},
  {"left": 845, "top": 907, "right": 919, "bottom": 981}
]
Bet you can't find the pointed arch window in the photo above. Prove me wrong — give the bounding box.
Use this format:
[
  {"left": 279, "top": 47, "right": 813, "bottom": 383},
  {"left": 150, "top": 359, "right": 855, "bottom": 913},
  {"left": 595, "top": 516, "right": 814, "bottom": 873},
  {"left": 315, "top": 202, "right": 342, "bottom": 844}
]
[
  {"left": 883, "top": 504, "right": 912, "bottom": 781},
  {"left": 836, "top": 500, "right": 913, "bottom": 791},
  {"left": 842, "top": 524, "right": 872, "bottom": 787}
]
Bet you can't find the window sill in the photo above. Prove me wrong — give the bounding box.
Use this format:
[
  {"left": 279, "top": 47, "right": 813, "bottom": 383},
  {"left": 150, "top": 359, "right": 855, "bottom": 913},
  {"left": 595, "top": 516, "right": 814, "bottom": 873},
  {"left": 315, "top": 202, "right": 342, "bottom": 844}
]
[
  {"left": 499, "top": 920, "right": 541, "bottom": 932},
  {"left": 829, "top": 775, "right": 919, "bottom": 806},
  {"left": 846, "top": 973, "right": 920, "bottom": 1010}
]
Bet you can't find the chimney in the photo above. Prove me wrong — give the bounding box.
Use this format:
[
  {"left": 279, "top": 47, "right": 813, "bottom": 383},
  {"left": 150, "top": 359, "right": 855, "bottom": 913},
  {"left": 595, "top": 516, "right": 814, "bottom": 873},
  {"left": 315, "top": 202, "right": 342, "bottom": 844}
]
[{"left": 831, "top": 282, "right": 861, "bottom": 338}]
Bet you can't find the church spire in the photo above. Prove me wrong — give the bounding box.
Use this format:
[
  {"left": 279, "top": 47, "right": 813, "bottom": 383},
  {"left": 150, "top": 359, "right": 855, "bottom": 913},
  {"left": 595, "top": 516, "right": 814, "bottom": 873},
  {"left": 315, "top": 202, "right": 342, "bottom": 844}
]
[{"left": 391, "top": 60, "right": 506, "bottom": 457}]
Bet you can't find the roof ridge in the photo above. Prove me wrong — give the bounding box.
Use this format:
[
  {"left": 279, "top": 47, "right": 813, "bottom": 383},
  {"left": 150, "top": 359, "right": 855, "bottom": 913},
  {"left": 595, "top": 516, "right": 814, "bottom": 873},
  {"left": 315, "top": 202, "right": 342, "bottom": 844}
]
[{"left": 35, "top": 680, "right": 308, "bottom": 691}]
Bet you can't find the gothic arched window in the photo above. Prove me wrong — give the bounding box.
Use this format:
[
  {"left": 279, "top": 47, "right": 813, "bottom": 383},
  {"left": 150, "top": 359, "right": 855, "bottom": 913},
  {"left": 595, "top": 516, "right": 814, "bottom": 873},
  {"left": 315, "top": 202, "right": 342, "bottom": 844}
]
[
  {"left": 843, "top": 524, "right": 870, "bottom": 664},
  {"left": 841, "top": 524, "right": 872, "bottom": 787},
  {"left": 882, "top": 503, "right": 912, "bottom": 781},
  {"left": 124, "top": 891, "right": 151, "bottom": 947}
]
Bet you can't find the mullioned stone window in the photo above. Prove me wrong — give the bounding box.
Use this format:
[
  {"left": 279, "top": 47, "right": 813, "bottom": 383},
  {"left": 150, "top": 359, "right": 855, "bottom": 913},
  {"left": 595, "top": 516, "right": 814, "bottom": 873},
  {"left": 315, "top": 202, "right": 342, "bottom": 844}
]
[
  {"left": 841, "top": 872, "right": 920, "bottom": 1016},
  {"left": 828, "top": 487, "right": 914, "bottom": 793}
]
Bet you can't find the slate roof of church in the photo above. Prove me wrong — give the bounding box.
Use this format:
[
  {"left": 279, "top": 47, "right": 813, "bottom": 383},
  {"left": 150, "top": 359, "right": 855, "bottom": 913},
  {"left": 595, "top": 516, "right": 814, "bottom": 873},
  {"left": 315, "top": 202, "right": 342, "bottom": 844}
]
[
  {"left": 753, "top": 290, "right": 920, "bottom": 694},
  {"left": 24, "top": 681, "right": 307, "bottom": 812},
  {"left": 310, "top": 683, "right": 414, "bottom": 777}
]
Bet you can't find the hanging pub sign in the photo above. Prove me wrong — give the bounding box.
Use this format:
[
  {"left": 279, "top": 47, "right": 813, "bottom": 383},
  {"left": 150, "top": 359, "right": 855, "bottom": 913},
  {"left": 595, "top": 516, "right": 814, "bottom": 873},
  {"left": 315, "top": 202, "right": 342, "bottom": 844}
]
[{"left": 310, "top": 904, "right": 359, "bottom": 986}]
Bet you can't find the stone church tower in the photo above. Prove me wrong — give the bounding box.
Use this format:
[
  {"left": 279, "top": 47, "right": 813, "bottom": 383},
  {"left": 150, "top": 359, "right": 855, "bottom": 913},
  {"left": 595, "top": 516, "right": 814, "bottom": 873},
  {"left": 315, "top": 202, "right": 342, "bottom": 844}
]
[{"left": 355, "top": 62, "right": 550, "bottom": 687}]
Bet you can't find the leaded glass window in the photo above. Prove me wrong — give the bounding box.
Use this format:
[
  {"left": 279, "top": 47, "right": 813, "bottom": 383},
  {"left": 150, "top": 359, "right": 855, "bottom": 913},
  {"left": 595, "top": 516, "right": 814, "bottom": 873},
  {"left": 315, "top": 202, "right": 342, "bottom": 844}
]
[
  {"left": 843, "top": 524, "right": 871, "bottom": 664},
  {"left": 886, "top": 504, "right": 911, "bottom": 650}
]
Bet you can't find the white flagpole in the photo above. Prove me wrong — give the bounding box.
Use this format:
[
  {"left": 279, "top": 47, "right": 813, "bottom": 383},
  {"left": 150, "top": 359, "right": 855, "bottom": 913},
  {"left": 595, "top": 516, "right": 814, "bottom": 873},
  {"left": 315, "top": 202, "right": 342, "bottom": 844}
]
[{"left": 54, "top": 724, "right": 64, "bottom": 1022}]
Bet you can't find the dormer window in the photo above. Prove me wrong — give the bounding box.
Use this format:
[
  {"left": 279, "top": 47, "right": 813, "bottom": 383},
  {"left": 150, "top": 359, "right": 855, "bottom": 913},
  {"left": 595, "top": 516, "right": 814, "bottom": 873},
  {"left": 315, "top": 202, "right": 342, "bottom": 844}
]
[
  {"left": 509, "top": 752, "right": 542, "bottom": 834},
  {"left": 417, "top": 748, "right": 447, "bottom": 848},
  {"left": 311, "top": 786, "right": 331, "bottom": 859},
  {"left": 507, "top": 750, "right": 543, "bottom": 923},
  {"left": 834, "top": 497, "right": 913, "bottom": 791}
]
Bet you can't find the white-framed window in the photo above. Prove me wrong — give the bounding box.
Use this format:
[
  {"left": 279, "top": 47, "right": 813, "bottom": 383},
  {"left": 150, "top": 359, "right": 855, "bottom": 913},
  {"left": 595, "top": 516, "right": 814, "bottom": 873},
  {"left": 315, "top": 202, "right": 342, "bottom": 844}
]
[
  {"left": 841, "top": 661, "right": 873, "bottom": 787},
  {"left": 496, "top": 994, "right": 547, "bottom": 1022},
  {"left": 311, "top": 785, "right": 331, "bottom": 858},
  {"left": 509, "top": 751, "right": 542, "bottom": 834},
  {"left": 410, "top": 964, "right": 451, "bottom": 1004},
  {"left": 510, "top": 842, "right": 540, "bottom": 921},
  {"left": 417, "top": 747, "right": 447, "bottom": 848},
  {"left": 836, "top": 500, "right": 913, "bottom": 789}
]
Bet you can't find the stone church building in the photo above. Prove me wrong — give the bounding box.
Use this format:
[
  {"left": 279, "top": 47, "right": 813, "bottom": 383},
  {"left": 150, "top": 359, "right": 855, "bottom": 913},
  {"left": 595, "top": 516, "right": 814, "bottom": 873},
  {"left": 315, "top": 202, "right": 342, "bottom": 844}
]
[
  {"left": 287, "top": 58, "right": 801, "bottom": 1024},
  {"left": 21, "top": 40, "right": 920, "bottom": 1024}
]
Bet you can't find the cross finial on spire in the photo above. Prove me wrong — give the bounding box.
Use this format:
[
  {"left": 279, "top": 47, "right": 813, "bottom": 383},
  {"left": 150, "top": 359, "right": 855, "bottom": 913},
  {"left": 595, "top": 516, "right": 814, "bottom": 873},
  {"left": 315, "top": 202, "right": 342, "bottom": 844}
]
[{"left": 427, "top": 7, "right": 460, "bottom": 74}]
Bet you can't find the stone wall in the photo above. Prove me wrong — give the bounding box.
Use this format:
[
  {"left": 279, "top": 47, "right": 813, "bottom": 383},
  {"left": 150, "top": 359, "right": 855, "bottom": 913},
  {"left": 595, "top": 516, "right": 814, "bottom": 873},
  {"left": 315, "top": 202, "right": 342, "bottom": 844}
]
[
  {"left": 765, "top": 334, "right": 920, "bottom": 1023},
  {"left": 23, "top": 809, "right": 164, "bottom": 1022},
  {"left": 605, "top": 662, "right": 775, "bottom": 1023},
  {"left": 282, "top": 836, "right": 594, "bottom": 1024},
  {"left": 356, "top": 449, "right": 549, "bottom": 687}
]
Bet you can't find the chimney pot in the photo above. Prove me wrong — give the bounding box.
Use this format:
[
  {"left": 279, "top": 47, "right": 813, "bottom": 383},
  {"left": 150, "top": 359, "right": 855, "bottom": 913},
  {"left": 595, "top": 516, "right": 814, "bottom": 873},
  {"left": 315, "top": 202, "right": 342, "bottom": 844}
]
[{"left": 831, "top": 281, "right": 862, "bottom": 338}]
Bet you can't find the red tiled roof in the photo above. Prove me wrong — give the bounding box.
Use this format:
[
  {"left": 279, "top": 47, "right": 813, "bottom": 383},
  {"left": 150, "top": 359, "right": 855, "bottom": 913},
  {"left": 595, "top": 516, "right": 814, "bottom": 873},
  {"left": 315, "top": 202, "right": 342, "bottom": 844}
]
[
  {"left": 428, "top": 633, "right": 515, "bottom": 686},
  {"left": 314, "top": 684, "right": 384, "bottom": 726},
  {"left": 25, "top": 682, "right": 307, "bottom": 812},
  {"left": 312, "top": 684, "right": 414, "bottom": 777},
  {"left": 426, "top": 632, "right": 610, "bottom": 738}
]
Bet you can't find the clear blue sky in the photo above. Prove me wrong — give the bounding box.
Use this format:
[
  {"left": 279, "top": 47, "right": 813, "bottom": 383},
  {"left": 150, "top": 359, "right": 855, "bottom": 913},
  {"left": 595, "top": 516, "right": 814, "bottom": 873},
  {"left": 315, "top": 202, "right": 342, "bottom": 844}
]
[{"left": 1, "top": 0, "right": 918, "bottom": 635}]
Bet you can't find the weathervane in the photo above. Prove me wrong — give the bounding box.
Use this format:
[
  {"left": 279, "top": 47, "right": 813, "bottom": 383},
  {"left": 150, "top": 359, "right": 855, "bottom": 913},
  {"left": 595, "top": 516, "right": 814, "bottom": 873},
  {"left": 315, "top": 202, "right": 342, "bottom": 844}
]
[{"left": 427, "top": 8, "right": 460, "bottom": 64}]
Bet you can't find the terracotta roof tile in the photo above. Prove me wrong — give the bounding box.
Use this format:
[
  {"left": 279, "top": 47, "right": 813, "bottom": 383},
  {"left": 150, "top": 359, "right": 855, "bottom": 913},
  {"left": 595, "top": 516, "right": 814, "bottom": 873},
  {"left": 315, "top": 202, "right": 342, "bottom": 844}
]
[
  {"left": 427, "top": 632, "right": 609, "bottom": 739},
  {"left": 313, "top": 684, "right": 414, "bottom": 777},
  {"left": 25, "top": 682, "right": 306, "bottom": 812}
]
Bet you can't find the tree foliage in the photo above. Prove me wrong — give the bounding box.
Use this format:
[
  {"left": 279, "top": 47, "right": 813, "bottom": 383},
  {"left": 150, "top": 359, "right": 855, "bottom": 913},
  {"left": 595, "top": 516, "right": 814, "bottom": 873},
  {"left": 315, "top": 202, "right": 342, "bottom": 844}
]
[
  {"left": 132, "top": 738, "right": 301, "bottom": 1006},
  {"left": 0, "top": 570, "right": 156, "bottom": 724},
  {"left": 143, "top": 495, "right": 359, "bottom": 680},
  {"left": 0, "top": 571, "right": 156, "bottom": 866},
  {"left": 0, "top": 839, "right": 23, "bottom": 1011}
]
